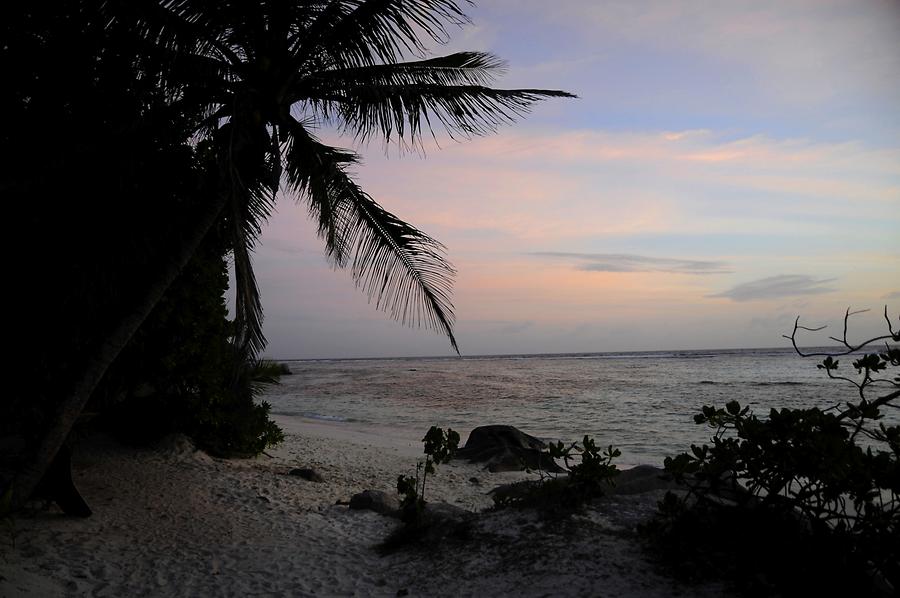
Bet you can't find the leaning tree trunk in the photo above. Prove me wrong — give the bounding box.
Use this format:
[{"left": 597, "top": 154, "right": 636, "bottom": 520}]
[{"left": 11, "top": 192, "right": 229, "bottom": 510}]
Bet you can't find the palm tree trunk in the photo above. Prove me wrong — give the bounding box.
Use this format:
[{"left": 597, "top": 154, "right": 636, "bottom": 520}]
[{"left": 11, "top": 192, "right": 229, "bottom": 510}]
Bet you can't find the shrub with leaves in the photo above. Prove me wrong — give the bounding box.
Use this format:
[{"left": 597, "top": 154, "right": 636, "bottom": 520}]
[
  {"left": 492, "top": 436, "right": 620, "bottom": 513},
  {"left": 653, "top": 307, "right": 899, "bottom": 595},
  {"left": 92, "top": 233, "right": 284, "bottom": 457},
  {"left": 397, "top": 426, "right": 460, "bottom": 524}
]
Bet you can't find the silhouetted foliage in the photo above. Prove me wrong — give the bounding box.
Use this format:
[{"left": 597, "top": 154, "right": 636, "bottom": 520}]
[
  {"left": 122, "top": 0, "right": 574, "bottom": 355},
  {"left": 4, "top": 0, "right": 572, "bottom": 507},
  {"left": 4, "top": 0, "right": 208, "bottom": 445},
  {"left": 380, "top": 426, "right": 464, "bottom": 552},
  {"left": 648, "top": 308, "right": 899, "bottom": 596},
  {"left": 397, "top": 426, "right": 460, "bottom": 523},
  {"left": 93, "top": 232, "right": 284, "bottom": 456},
  {"left": 491, "top": 436, "right": 620, "bottom": 514},
  {"left": 2, "top": 2, "right": 282, "bottom": 462}
]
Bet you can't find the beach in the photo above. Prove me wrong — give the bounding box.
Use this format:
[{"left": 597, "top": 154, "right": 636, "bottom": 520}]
[
  {"left": 0, "top": 415, "right": 733, "bottom": 597},
  {"left": 6, "top": 0, "right": 897, "bottom": 594}
]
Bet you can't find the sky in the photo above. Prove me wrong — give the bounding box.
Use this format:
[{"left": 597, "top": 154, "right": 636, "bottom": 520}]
[{"left": 245, "top": 0, "right": 900, "bottom": 359}]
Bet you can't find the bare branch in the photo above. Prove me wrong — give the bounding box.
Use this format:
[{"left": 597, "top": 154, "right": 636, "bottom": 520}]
[
  {"left": 885, "top": 305, "right": 899, "bottom": 339},
  {"left": 785, "top": 309, "right": 896, "bottom": 358}
]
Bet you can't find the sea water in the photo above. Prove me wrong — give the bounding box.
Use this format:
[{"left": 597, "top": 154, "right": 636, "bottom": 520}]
[{"left": 261, "top": 347, "right": 897, "bottom": 466}]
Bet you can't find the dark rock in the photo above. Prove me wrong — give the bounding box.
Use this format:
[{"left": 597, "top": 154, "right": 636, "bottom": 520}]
[
  {"left": 455, "top": 425, "right": 564, "bottom": 473},
  {"left": 468, "top": 476, "right": 481, "bottom": 486},
  {"left": 289, "top": 468, "right": 324, "bottom": 483},
  {"left": 349, "top": 490, "right": 401, "bottom": 516}
]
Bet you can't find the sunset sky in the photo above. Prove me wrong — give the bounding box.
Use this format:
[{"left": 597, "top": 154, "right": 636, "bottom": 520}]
[{"left": 248, "top": 0, "right": 900, "bottom": 359}]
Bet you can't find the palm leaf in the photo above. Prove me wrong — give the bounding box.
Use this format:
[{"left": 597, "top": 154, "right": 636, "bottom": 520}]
[
  {"left": 282, "top": 122, "right": 458, "bottom": 352},
  {"left": 304, "top": 81, "right": 576, "bottom": 142},
  {"left": 343, "top": 191, "right": 458, "bottom": 353},
  {"left": 298, "top": 0, "right": 471, "bottom": 69},
  {"left": 281, "top": 121, "right": 361, "bottom": 264},
  {"left": 216, "top": 122, "right": 280, "bottom": 354},
  {"left": 305, "top": 51, "right": 507, "bottom": 88},
  {"left": 125, "top": 0, "right": 246, "bottom": 67},
  {"left": 228, "top": 214, "right": 266, "bottom": 353}
]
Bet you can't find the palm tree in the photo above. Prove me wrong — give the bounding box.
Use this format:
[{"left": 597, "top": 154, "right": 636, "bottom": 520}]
[
  {"left": 148, "top": 0, "right": 574, "bottom": 354},
  {"left": 12, "top": 0, "right": 574, "bottom": 508}
]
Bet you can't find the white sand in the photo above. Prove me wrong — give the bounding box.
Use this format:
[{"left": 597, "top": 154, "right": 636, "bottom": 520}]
[{"left": 1, "top": 416, "right": 731, "bottom": 597}]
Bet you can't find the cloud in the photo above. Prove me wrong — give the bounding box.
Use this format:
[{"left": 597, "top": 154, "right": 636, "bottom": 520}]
[
  {"left": 884, "top": 291, "right": 900, "bottom": 300},
  {"left": 709, "top": 275, "right": 836, "bottom": 302},
  {"left": 533, "top": 252, "right": 730, "bottom": 274}
]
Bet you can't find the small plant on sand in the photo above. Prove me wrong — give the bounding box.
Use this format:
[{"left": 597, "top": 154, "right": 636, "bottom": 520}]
[
  {"left": 380, "top": 426, "right": 463, "bottom": 554},
  {"left": 649, "top": 307, "right": 899, "bottom": 596},
  {"left": 397, "top": 426, "right": 460, "bottom": 524},
  {"left": 492, "top": 435, "right": 620, "bottom": 513}
]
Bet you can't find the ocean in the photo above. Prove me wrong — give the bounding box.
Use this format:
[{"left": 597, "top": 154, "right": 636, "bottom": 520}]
[{"left": 261, "top": 347, "right": 897, "bottom": 467}]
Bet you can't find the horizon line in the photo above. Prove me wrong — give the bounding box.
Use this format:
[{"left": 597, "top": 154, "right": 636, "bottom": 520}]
[{"left": 267, "top": 343, "right": 849, "bottom": 362}]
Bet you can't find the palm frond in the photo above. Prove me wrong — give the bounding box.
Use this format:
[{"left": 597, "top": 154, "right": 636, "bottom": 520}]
[
  {"left": 344, "top": 192, "right": 458, "bottom": 354},
  {"left": 305, "top": 82, "right": 576, "bottom": 143},
  {"left": 282, "top": 121, "right": 458, "bottom": 352},
  {"left": 228, "top": 213, "right": 266, "bottom": 354},
  {"left": 297, "top": 0, "right": 471, "bottom": 70},
  {"left": 217, "top": 122, "right": 280, "bottom": 354},
  {"left": 124, "top": 0, "right": 245, "bottom": 67},
  {"left": 281, "top": 122, "right": 361, "bottom": 264},
  {"left": 306, "top": 51, "right": 507, "bottom": 89}
]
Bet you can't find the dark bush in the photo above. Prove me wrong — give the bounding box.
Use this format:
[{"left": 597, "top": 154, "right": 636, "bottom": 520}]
[
  {"left": 648, "top": 308, "right": 899, "bottom": 596},
  {"left": 93, "top": 231, "right": 283, "bottom": 457},
  {"left": 492, "top": 436, "right": 620, "bottom": 513}
]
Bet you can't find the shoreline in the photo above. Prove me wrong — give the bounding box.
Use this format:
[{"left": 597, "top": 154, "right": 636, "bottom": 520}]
[
  {"left": 1, "top": 421, "right": 730, "bottom": 597},
  {"left": 272, "top": 415, "right": 429, "bottom": 459},
  {"left": 275, "top": 415, "right": 653, "bottom": 469}
]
